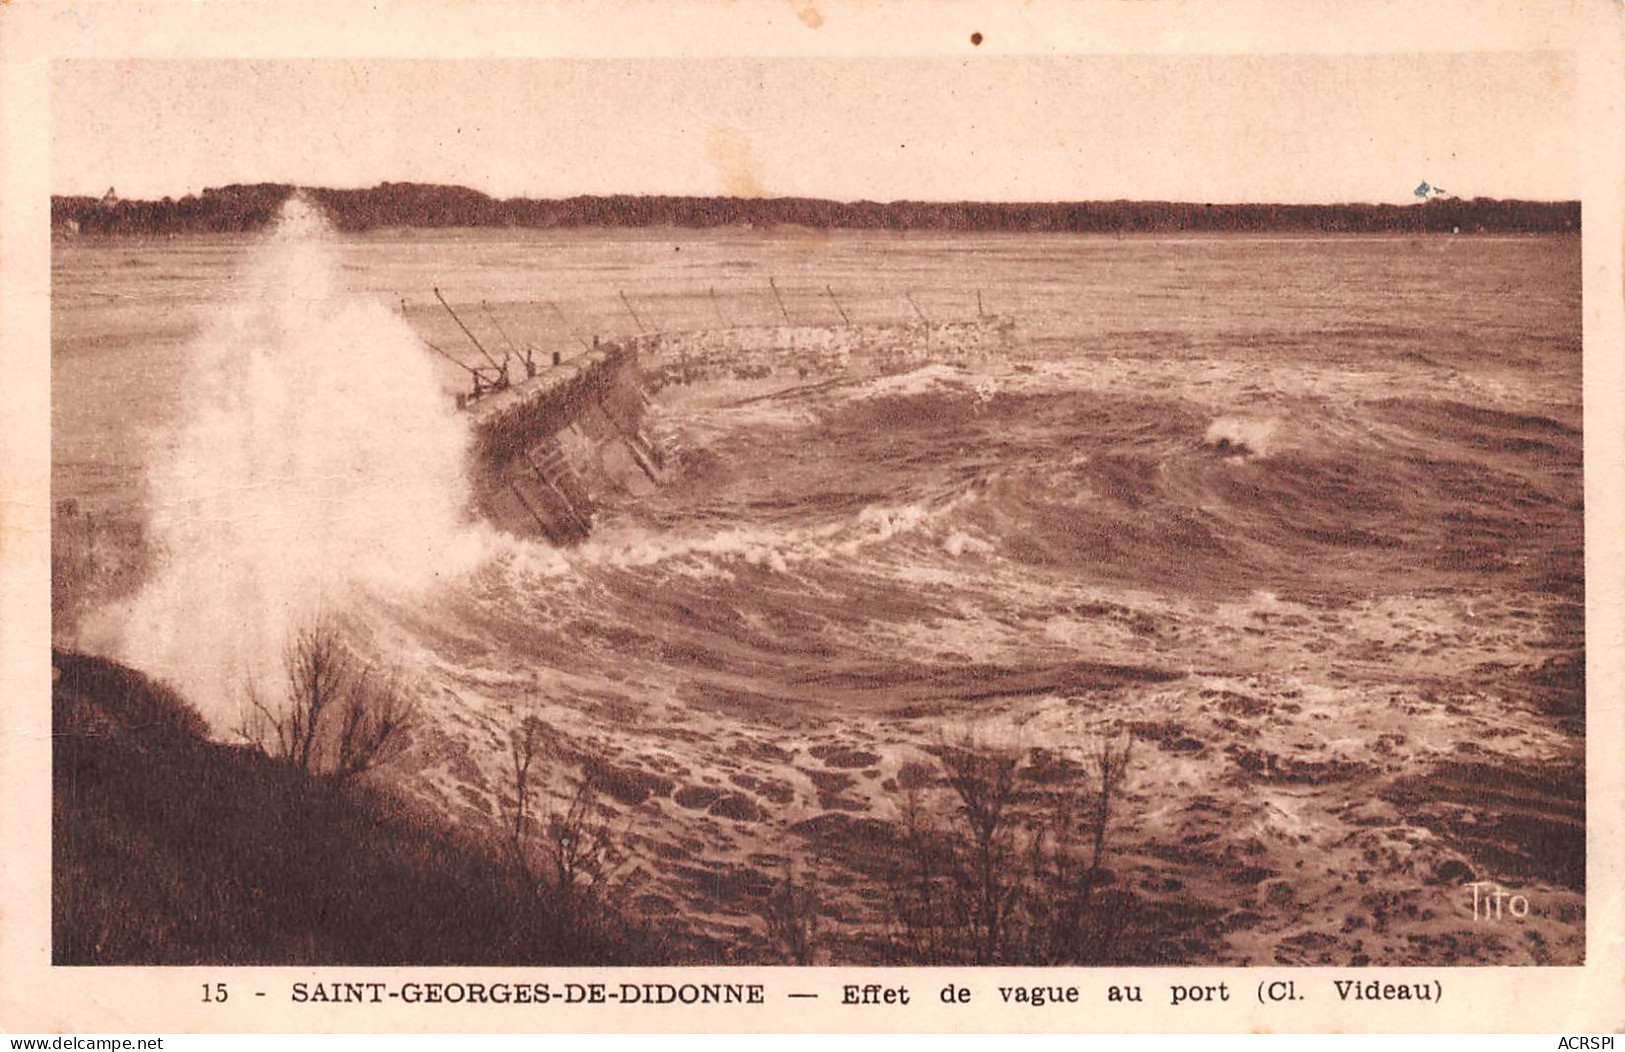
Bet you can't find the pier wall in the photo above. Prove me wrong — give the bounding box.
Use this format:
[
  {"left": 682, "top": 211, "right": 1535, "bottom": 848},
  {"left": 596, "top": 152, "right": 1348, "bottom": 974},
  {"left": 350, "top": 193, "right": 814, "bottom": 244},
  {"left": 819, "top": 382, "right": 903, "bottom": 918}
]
[
  {"left": 467, "top": 341, "right": 662, "bottom": 543},
  {"left": 462, "top": 316, "right": 1014, "bottom": 543}
]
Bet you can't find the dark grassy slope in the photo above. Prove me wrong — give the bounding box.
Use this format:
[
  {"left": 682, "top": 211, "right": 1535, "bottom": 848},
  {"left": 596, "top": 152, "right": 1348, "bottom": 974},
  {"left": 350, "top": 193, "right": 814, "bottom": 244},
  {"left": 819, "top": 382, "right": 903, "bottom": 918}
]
[{"left": 52, "top": 649, "right": 663, "bottom": 965}]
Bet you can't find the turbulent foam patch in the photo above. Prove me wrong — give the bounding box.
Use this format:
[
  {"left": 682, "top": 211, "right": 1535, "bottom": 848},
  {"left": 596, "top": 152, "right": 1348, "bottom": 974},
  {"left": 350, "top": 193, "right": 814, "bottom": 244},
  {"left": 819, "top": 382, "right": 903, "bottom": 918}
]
[
  {"left": 1204, "top": 415, "right": 1280, "bottom": 457},
  {"left": 573, "top": 493, "right": 975, "bottom": 580}
]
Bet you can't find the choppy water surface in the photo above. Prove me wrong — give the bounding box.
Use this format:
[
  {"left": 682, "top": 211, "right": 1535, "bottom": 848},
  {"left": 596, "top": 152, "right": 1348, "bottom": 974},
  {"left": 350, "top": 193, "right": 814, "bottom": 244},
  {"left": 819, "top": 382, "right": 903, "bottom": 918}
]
[{"left": 53, "top": 227, "right": 1584, "bottom": 965}]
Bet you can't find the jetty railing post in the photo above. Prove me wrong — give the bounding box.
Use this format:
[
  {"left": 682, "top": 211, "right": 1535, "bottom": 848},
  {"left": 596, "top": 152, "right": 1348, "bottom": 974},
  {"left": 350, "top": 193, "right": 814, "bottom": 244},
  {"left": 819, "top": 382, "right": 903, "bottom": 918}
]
[
  {"left": 619, "top": 290, "right": 649, "bottom": 335},
  {"left": 481, "top": 300, "right": 520, "bottom": 355},
  {"left": 434, "top": 287, "right": 505, "bottom": 375},
  {"left": 546, "top": 299, "right": 592, "bottom": 352},
  {"left": 905, "top": 291, "right": 932, "bottom": 353},
  {"left": 409, "top": 325, "right": 488, "bottom": 400},
  {"left": 826, "top": 285, "right": 851, "bottom": 326},
  {"left": 769, "top": 276, "right": 792, "bottom": 325}
]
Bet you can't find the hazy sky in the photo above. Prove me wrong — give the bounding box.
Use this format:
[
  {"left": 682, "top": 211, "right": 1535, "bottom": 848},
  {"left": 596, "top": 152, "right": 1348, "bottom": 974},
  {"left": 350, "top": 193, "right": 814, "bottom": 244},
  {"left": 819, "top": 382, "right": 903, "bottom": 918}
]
[{"left": 52, "top": 53, "right": 1578, "bottom": 204}]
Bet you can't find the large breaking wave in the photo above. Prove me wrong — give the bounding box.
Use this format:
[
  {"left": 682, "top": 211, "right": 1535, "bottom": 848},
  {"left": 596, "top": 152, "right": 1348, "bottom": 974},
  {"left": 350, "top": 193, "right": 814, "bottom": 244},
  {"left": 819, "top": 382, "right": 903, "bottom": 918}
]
[{"left": 102, "top": 198, "right": 483, "bottom": 733}]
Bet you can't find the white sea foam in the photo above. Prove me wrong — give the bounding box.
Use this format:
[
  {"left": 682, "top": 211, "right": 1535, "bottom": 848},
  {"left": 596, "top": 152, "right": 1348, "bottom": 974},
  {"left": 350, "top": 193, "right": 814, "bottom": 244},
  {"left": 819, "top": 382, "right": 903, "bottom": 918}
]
[
  {"left": 942, "top": 530, "right": 993, "bottom": 557},
  {"left": 570, "top": 492, "right": 974, "bottom": 579},
  {"left": 852, "top": 363, "right": 967, "bottom": 400},
  {"left": 1204, "top": 415, "right": 1280, "bottom": 457}
]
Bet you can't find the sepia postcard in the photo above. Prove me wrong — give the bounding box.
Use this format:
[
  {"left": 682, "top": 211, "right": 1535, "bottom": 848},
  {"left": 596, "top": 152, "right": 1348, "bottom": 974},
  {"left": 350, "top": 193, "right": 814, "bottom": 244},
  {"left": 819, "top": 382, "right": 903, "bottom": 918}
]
[{"left": 1, "top": 0, "right": 1622, "bottom": 1035}]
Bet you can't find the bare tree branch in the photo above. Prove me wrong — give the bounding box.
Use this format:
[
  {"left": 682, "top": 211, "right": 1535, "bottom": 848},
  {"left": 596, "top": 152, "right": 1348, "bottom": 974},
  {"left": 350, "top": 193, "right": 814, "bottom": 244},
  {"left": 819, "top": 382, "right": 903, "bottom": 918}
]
[{"left": 240, "top": 615, "right": 417, "bottom": 780}]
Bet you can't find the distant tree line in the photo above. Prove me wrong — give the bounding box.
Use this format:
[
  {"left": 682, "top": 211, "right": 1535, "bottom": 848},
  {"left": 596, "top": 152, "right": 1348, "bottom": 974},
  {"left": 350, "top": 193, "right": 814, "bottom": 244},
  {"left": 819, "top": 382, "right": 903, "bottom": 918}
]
[{"left": 52, "top": 181, "right": 1581, "bottom": 236}]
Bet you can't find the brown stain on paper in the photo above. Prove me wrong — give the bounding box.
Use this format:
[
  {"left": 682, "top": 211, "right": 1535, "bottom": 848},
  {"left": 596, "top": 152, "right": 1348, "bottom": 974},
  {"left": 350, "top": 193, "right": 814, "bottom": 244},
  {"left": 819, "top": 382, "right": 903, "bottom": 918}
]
[{"left": 706, "top": 126, "right": 770, "bottom": 199}]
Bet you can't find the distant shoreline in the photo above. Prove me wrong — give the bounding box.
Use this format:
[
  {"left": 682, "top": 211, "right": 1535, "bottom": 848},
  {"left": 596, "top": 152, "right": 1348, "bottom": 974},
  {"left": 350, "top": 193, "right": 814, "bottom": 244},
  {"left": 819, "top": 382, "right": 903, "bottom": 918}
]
[
  {"left": 49, "top": 227, "right": 1583, "bottom": 243},
  {"left": 52, "top": 182, "right": 1580, "bottom": 237}
]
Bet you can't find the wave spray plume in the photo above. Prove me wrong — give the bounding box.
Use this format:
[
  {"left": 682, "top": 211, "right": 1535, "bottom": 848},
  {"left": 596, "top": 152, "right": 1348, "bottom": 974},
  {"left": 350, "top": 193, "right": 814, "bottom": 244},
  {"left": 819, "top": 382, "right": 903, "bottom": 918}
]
[{"left": 111, "top": 196, "right": 478, "bottom": 734}]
